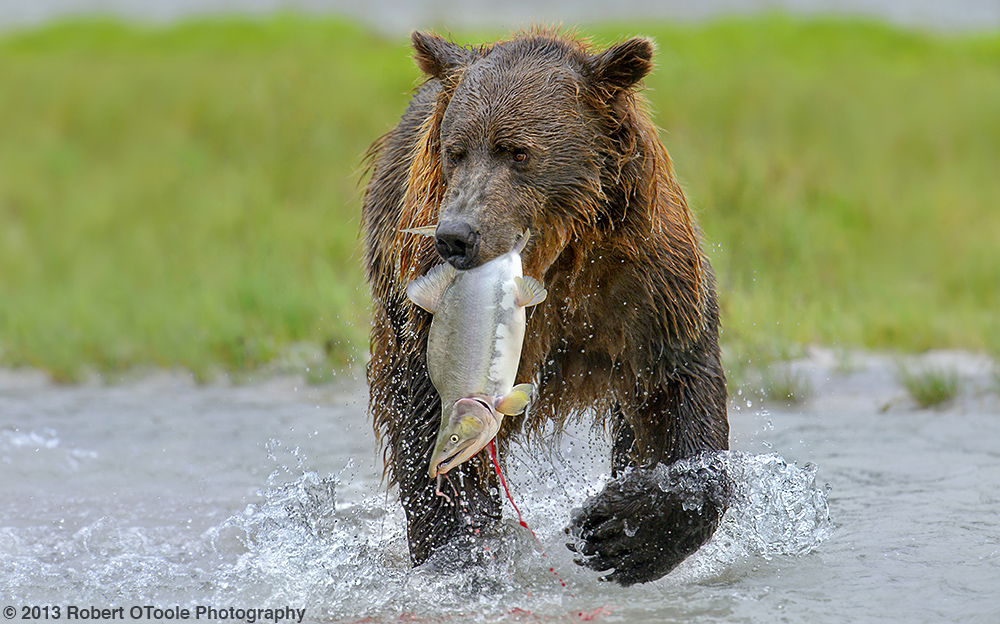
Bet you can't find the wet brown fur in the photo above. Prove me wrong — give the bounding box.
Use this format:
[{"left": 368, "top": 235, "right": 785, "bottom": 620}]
[{"left": 362, "top": 28, "right": 728, "bottom": 567}]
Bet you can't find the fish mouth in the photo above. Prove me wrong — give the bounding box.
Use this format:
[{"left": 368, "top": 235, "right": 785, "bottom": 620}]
[{"left": 430, "top": 437, "right": 477, "bottom": 478}]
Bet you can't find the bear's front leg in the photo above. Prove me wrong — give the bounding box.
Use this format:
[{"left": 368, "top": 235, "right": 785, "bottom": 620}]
[
  {"left": 398, "top": 453, "right": 503, "bottom": 567},
  {"left": 389, "top": 352, "right": 504, "bottom": 566},
  {"left": 565, "top": 456, "right": 730, "bottom": 585}
]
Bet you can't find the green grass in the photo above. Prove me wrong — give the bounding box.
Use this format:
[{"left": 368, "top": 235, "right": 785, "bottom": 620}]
[
  {"left": 0, "top": 17, "right": 416, "bottom": 380},
  {"left": 1, "top": 15, "right": 998, "bottom": 381},
  {"left": 621, "top": 18, "right": 1000, "bottom": 359},
  {"left": 895, "top": 363, "right": 960, "bottom": 408}
]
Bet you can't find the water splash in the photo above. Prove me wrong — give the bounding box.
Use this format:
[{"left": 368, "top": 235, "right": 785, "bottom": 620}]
[
  {"left": 1, "top": 428, "right": 831, "bottom": 622},
  {"left": 200, "top": 449, "right": 832, "bottom": 621},
  {"left": 208, "top": 472, "right": 411, "bottom": 619},
  {"left": 728, "top": 452, "right": 834, "bottom": 558},
  {"left": 675, "top": 451, "right": 834, "bottom": 582}
]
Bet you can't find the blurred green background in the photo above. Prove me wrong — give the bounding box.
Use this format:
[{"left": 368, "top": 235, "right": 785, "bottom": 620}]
[{"left": 0, "top": 16, "right": 998, "bottom": 382}]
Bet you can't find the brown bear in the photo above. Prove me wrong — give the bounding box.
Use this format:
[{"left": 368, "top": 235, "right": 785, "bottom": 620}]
[{"left": 361, "top": 28, "right": 730, "bottom": 585}]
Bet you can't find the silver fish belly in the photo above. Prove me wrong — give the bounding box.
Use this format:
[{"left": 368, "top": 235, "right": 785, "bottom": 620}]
[{"left": 427, "top": 252, "right": 523, "bottom": 401}]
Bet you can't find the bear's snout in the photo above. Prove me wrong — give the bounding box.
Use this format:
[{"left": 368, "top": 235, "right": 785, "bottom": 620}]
[{"left": 435, "top": 220, "right": 481, "bottom": 270}]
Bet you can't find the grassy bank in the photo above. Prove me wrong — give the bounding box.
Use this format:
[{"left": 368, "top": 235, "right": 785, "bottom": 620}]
[{"left": 1, "top": 16, "right": 998, "bottom": 382}]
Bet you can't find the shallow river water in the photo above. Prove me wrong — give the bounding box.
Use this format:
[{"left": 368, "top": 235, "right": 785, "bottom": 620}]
[{"left": 2, "top": 350, "right": 999, "bottom": 623}]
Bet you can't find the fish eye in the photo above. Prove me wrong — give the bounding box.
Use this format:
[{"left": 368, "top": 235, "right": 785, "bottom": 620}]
[{"left": 449, "top": 434, "right": 460, "bottom": 444}]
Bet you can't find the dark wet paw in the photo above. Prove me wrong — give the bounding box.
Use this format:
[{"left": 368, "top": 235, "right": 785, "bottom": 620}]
[{"left": 565, "top": 457, "right": 730, "bottom": 585}]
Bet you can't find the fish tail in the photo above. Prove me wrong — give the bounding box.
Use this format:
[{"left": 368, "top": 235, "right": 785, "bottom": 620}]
[
  {"left": 512, "top": 229, "right": 531, "bottom": 254},
  {"left": 401, "top": 225, "right": 437, "bottom": 237}
]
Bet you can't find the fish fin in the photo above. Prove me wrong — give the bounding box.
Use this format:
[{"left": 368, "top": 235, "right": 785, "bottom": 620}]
[
  {"left": 401, "top": 225, "right": 438, "bottom": 236},
  {"left": 495, "top": 384, "right": 533, "bottom": 416},
  {"left": 513, "top": 276, "right": 547, "bottom": 308},
  {"left": 512, "top": 229, "right": 531, "bottom": 254},
  {"left": 406, "top": 263, "right": 456, "bottom": 313},
  {"left": 511, "top": 383, "right": 534, "bottom": 399}
]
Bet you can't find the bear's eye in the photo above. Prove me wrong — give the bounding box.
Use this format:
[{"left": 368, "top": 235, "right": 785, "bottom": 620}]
[
  {"left": 445, "top": 148, "right": 465, "bottom": 166},
  {"left": 449, "top": 434, "right": 460, "bottom": 444},
  {"left": 510, "top": 148, "right": 529, "bottom": 164}
]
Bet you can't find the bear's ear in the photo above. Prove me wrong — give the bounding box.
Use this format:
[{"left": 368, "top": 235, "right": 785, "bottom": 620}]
[
  {"left": 411, "top": 31, "right": 471, "bottom": 80},
  {"left": 587, "top": 37, "right": 655, "bottom": 92}
]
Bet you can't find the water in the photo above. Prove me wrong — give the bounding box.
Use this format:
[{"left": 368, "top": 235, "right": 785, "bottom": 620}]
[{"left": 2, "top": 351, "right": 999, "bottom": 623}]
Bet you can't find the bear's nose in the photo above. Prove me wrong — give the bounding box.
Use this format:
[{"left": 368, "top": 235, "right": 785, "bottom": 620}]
[{"left": 435, "top": 221, "right": 480, "bottom": 270}]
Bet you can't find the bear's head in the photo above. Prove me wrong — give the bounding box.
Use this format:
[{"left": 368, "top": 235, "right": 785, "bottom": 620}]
[{"left": 400, "top": 30, "right": 693, "bottom": 282}]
